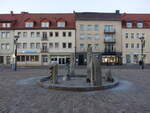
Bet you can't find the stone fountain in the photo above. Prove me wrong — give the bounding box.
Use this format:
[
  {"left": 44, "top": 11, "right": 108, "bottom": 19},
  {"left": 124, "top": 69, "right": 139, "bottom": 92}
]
[{"left": 38, "top": 45, "right": 119, "bottom": 91}]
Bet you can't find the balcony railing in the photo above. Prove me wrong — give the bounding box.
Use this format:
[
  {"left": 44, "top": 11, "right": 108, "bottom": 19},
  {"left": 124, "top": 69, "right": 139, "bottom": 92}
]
[
  {"left": 104, "top": 29, "right": 116, "bottom": 34},
  {"left": 40, "top": 48, "right": 48, "bottom": 53},
  {"left": 104, "top": 38, "right": 116, "bottom": 43},
  {"left": 103, "top": 48, "right": 116, "bottom": 54},
  {"left": 41, "top": 37, "right": 48, "bottom": 41}
]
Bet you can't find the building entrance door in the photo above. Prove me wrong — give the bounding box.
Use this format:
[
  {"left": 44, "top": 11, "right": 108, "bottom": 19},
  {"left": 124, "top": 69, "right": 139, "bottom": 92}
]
[
  {"left": 78, "top": 54, "right": 84, "bottom": 65},
  {"left": 0, "top": 56, "right": 4, "bottom": 64},
  {"left": 42, "top": 55, "right": 48, "bottom": 65},
  {"left": 6, "top": 56, "right": 11, "bottom": 64}
]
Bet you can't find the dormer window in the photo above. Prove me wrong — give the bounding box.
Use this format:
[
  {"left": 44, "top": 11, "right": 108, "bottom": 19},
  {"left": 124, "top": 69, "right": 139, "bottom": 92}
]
[
  {"left": 126, "top": 22, "right": 132, "bottom": 28},
  {"left": 137, "top": 22, "right": 143, "bottom": 28},
  {"left": 41, "top": 22, "right": 49, "bottom": 28},
  {"left": 2, "top": 23, "right": 11, "bottom": 28},
  {"left": 24, "top": 18, "right": 34, "bottom": 28},
  {"left": 25, "top": 22, "right": 33, "bottom": 28},
  {"left": 57, "top": 22, "right": 65, "bottom": 28}
]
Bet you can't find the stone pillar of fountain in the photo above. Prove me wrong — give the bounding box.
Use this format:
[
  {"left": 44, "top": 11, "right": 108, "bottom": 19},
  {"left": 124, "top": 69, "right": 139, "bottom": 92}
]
[
  {"left": 87, "top": 45, "right": 93, "bottom": 84},
  {"left": 92, "top": 55, "right": 102, "bottom": 86},
  {"left": 49, "top": 63, "right": 58, "bottom": 84},
  {"left": 86, "top": 45, "right": 102, "bottom": 86}
]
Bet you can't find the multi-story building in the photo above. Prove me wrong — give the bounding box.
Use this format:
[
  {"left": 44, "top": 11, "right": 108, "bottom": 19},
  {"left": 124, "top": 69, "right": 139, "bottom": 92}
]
[
  {"left": 121, "top": 14, "right": 150, "bottom": 64},
  {"left": 75, "top": 11, "right": 122, "bottom": 65},
  {"left": 1, "top": 11, "right": 150, "bottom": 66},
  {"left": 0, "top": 12, "right": 75, "bottom": 66}
]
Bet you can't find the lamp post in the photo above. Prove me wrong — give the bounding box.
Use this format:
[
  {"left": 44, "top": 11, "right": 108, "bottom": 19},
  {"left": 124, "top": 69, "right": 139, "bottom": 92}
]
[
  {"left": 13, "top": 35, "right": 19, "bottom": 71},
  {"left": 139, "top": 36, "right": 145, "bottom": 70}
]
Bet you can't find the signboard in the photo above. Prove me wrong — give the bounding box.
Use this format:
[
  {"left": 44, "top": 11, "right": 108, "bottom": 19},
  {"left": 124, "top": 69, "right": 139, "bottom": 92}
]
[{"left": 17, "top": 50, "right": 38, "bottom": 54}]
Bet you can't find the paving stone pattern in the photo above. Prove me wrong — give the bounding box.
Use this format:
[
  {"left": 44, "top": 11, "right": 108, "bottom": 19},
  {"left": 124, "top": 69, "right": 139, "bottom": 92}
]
[{"left": 0, "top": 66, "right": 150, "bottom": 113}]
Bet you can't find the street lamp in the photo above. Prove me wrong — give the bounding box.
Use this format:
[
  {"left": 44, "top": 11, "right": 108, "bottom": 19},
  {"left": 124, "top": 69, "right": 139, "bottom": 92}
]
[
  {"left": 12, "top": 35, "right": 19, "bottom": 71},
  {"left": 139, "top": 36, "right": 145, "bottom": 70}
]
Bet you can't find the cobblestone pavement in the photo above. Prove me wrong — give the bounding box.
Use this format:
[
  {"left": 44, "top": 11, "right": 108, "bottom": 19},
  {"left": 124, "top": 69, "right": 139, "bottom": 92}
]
[{"left": 0, "top": 66, "right": 150, "bottom": 113}]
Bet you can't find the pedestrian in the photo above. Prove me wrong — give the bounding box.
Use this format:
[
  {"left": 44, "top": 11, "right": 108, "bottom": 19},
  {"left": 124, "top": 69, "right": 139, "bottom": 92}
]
[{"left": 139, "top": 60, "right": 142, "bottom": 69}]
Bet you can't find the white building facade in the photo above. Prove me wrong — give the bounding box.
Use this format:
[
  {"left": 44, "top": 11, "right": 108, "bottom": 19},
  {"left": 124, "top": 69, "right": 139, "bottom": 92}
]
[{"left": 0, "top": 12, "right": 75, "bottom": 66}]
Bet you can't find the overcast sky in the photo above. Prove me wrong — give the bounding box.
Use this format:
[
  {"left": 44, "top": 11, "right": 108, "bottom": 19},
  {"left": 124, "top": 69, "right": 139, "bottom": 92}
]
[{"left": 0, "top": 0, "right": 150, "bottom": 14}]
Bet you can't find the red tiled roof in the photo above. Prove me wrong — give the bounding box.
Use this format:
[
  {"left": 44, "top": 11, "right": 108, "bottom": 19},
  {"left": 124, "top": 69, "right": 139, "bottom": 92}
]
[
  {"left": 0, "top": 13, "right": 75, "bottom": 29},
  {"left": 121, "top": 13, "right": 150, "bottom": 21}
]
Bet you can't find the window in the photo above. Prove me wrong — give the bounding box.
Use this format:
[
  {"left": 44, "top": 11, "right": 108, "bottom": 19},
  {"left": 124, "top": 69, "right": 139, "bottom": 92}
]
[
  {"left": 126, "top": 54, "right": 131, "bottom": 63},
  {"left": 68, "top": 32, "right": 72, "bottom": 37},
  {"left": 25, "top": 22, "right": 34, "bottom": 28},
  {"left": 136, "top": 33, "right": 139, "bottom": 38},
  {"left": 35, "top": 56, "right": 39, "bottom": 61},
  {"left": 68, "top": 43, "right": 72, "bottom": 48},
  {"left": 87, "top": 25, "right": 93, "bottom": 31},
  {"left": 95, "top": 34, "right": 100, "bottom": 40},
  {"left": 94, "top": 44, "right": 99, "bottom": 49},
  {"left": 125, "top": 43, "right": 128, "bottom": 48},
  {"left": 42, "top": 55, "right": 48, "bottom": 62},
  {"left": 41, "top": 22, "right": 49, "bottom": 28},
  {"left": 17, "top": 43, "right": 22, "bottom": 49},
  {"left": 49, "top": 32, "right": 53, "bottom": 37},
  {"left": 137, "top": 43, "right": 140, "bottom": 48},
  {"left": 126, "top": 22, "right": 132, "bottom": 28},
  {"left": 80, "top": 44, "right": 84, "bottom": 49},
  {"left": 23, "top": 32, "right": 27, "bottom": 37},
  {"left": 26, "top": 56, "right": 29, "bottom": 61},
  {"left": 36, "top": 32, "right": 40, "bottom": 37},
  {"left": 42, "top": 32, "right": 47, "bottom": 39},
  {"left": 131, "top": 43, "right": 134, "bottom": 48},
  {"left": 18, "top": 32, "right": 21, "bottom": 37},
  {"left": 80, "top": 34, "right": 86, "bottom": 40},
  {"left": 57, "top": 22, "right": 65, "bottom": 27},
  {"left": 7, "top": 23, "right": 11, "bottom": 28},
  {"left": 105, "top": 44, "right": 114, "bottom": 52},
  {"left": 31, "top": 56, "right": 35, "bottom": 62},
  {"left": 17, "top": 55, "right": 39, "bottom": 62},
  {"left": 30, "top": 43, "right": 35, "bottom": 49},
  {"left": 104, "top": 25, "right": 114, "bottom": 32},
  {"left": 137, "top": 22, "right": 143, "bottom": 28},
  {"left": 31, "top": 32, "right": 35, "bottom": 38},
  {"left": 105, "top": 34, "right": 113, "bottom": 40},
  {"left": 87, "top": 34, "right": 92, "bottom": 40},
  {"left": 55, "top": 43, "right": 59, "bottom": 48},
  {"left": 125, "top": 33, "right": 128, "bottom": 38},
  {"left": 6, "top": 32, "right": 10, "bottom": 38},
  {"left": 1, "top": 44, "right": 5, "bottom": 50},
  {"left": 23, "top": 43, "right": 27, "bottom": 49},
  {"left": 2, "top": 23, "right": 6, "bottom": 28},
  {"left": 1, "top": 32, "right": 5, "bottom": 38},
  {"left": 80, "top": 25, "right": 85, "bottom": 31},
  {"left": 55, "top": 32, "right": 59, "bottom": 37},
  {"left": 21, "top": 56, "right": 25, "bottom": 62},
  {"left": 133, "top": 55, "right": 139, "bottom": 63},
  {"left": 17, "top": 56, "right": 21, "bottom": 62},
  {"left": 62, "top": 43, "right": 66, "bottom": 48},
  {"left": 6, "top": 43, "right": 10, "bottom": 50},
  {"left": 2, "top": 23, "right": 11, "bottom": 28},
  {"left": 36, "top": 43, "right": 40, "bottom": 49},
  {"left": 63, "top": 32, "right": 66, "bottom": 37},
  {"left": 131, "top": 33, "right": 134, "bottom": 38},
  {"left": 94, "top": 25, "right": 99, "bottom": 31},
  {"left": 49, "top": 43, "right": 53, "bottom": 48}
]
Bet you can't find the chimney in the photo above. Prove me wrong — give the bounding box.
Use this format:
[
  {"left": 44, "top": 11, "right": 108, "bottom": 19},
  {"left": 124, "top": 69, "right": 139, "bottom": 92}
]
[
  {"left": 21, "top": 11, "right": 29, "bottom": 14},
  {"left": 116, "top": 10, "right": 120, "bottom": 15},
  {"left": 10, "top": 11, "right": 13, "bottom": 15}
]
